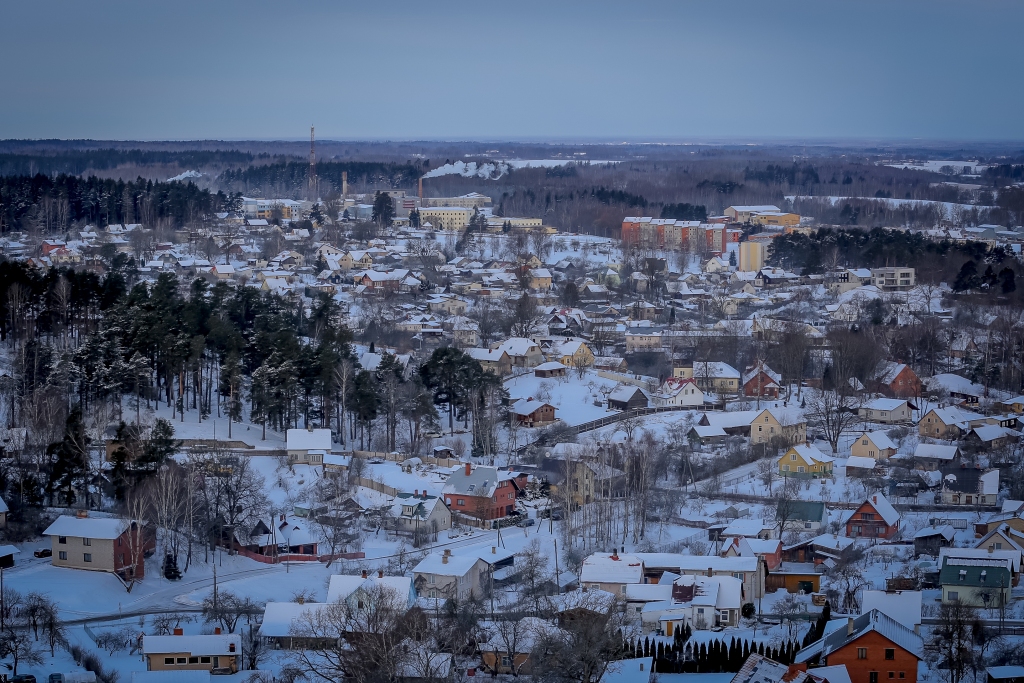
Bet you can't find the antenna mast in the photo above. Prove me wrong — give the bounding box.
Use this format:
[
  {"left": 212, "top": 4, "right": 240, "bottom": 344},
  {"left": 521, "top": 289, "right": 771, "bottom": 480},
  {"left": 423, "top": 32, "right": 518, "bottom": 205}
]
[{"left": 308, "top": 125, "right": 318, "bottom": 201}]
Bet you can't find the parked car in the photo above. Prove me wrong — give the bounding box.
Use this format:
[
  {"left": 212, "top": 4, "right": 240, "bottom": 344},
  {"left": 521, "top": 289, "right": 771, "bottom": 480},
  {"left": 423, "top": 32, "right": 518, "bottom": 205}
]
[
  {"left": 34, "top": 548, "right": 51, "bottom": 558},
  {"left": 13, "top": 675, "right": 37, "bottom": 683},
  {"left": 519, "top": 518, "right": 536, "bottom": 527}
]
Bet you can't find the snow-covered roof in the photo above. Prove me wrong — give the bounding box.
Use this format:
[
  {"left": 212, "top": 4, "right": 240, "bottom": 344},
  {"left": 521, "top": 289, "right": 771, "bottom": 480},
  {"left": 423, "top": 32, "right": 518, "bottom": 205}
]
[
  {"left": 791, "top": 443, "right": 834, "bottom": 464},
  {"left": 861, "top": 590, "right": 922, "bottom": 628},
  {"left": 258, "top": 602, "right": 326, "bottom": 637},
  {"left": 143, "top": 633, "right": 241, "bottom": 656},
  {"left": 845, "top": 456, "right": 877, "bottom": 470},
  {"left": 914, "top": 443, "right": 959, "bottom": 460},
  {"left": 43, "top": 515, "right": 129, "bottom": 540},
  {"left": 971, "top": 425, "right": 1020, "bottom": 443},
  {"left": 863, "top": 492, "right": 900, "bottom": 526},
  {"left": 286, "top": 428, "right": 332, "bottom": 451},
  {"left": 580, "top": 552, "right": 644, "bottom": 584},
  {"left": 862, "top": 397, "right": 907, "bottom": 411},
  {"left": 632, "top": 553, "right": 758, "bottom": 573},
  {"left": 600, "top": 657, "right": 654, "bottom": 683},
  {"left": 796, "top": 609, "right": 922, "bottom": 663},
  {"left": 940, "top": 547, "right": 1019, "bottom": 573},
  {"left": 413, "top": 551, "right": 485, "bottom": 577}
]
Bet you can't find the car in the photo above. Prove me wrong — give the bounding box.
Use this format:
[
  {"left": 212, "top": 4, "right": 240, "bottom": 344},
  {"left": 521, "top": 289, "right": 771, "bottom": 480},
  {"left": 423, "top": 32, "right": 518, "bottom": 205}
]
[
  {"left": 211, "top": 668, "right": 234, "bottom": 676},
  {"left": 550, "top": 508, "right": 563, "bottom": 521},
  {"left": 48, "top": 675, "right": 64, "bottom": 683},
  {"left": 33, "top": 548, "right": 52, "bottom": 558},
  {"left": 519, "top": 518, "right": 536, "bottom": 527},
  {"left": 13, "top": 675, "right": 38, "bottom": 683}
]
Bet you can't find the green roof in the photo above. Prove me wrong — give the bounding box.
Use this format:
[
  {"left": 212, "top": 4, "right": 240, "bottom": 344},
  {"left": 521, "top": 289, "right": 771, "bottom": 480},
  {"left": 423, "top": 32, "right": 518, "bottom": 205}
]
[
  {"left": 939, "top": 558, "right": 1011, "bottom": 588},
  {"left": 784, "top": 500, "right": 826, "bottom": 522}
]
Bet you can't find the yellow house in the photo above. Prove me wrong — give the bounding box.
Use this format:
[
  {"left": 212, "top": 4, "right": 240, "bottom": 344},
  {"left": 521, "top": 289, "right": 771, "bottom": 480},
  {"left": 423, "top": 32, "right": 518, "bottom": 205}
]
[
  {"left": 750, "top": 408, "right": 806, "bottom": 446},
  {"left": 548, "top": 339, "right": 594, "bottom": 368},
  {"left": 850, "top": 431, "right": 897, "bottom": 460},
  {"left": 778, "top": 444, "right": 834, "bottom": 478},
  {"left": 527, "top": 268, "right": 553, "bottom": 291}
]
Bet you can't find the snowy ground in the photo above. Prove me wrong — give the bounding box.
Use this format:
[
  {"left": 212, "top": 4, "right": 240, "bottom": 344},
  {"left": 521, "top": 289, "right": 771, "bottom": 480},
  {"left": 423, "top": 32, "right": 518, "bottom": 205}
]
[{"left": 505, "top": 369, "right": 621, "bottom": 427}]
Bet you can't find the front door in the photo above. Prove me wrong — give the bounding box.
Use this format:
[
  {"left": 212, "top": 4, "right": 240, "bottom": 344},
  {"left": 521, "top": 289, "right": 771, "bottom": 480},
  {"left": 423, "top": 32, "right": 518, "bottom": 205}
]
[
  {"left": 870, "top": 672, "right": 878, "bottom": 683},
  {"left": 213, "top": 656, "right": 219, "bottom": 669}
]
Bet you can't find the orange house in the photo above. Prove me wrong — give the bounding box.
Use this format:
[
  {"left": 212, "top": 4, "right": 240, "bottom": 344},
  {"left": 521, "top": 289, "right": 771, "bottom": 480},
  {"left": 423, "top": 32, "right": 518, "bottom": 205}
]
[
  {"left": 846, "top": 493, "right": 901, "bottom": 540},
  {"left": 796, "top": 610, "right": 922, "bottom": 683}
]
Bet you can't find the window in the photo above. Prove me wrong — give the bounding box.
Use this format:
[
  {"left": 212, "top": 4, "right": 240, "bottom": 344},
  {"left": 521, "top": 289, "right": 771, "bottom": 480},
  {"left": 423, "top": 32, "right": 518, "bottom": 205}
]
[
  {"left": 164, "top": 658, "right": 175, "bottom": 666},
  {"left": 790, "top": 454, "right": 796, "bottom": 460},
  {"left": 804, "top": 522, "right": 811, "bottom": 529},
  {"left": 783, "top": 465, "right": 790, "bottom": 472},
  {"left": 457, "top": 499, "right": 465, "bottom": 506},
  {"left": 885, "top": 649, "right": 895, "bottom": 660},
  {"left": 996, "top": 542, "right": 1003, "bottom": 549},
  {"left": 797, "top": 466, "right": 805, "bottom": 473},
  {"left": 899, "top": 674, "right": 905, "bottom": 679},
  {"left": 83, "top": 538, "right": 91, "bottom": 546},
  {"left": 428, "top": 574, "right": 435, "bottom": 584},
  {"left": 177, "top": 658, "right": 186, "bottom": 665},
  {"left": 948, "top": 591, "right": 959, "bottom": 601},
  {"left": 189, "top": 657, "right": 199, "bottom": 664},
  {"left": 200, "top": 657, "right": 211, "bottom": 664},
  {"left": 58, "top": 551, "right": 67, "bottom": 560},
  {"left": 84, "top": 553, "right": 92, "bottom": 563},
  {"left": 502, "top": 656, "right": 512, "bottom": 667},
  {"left": 857, "top": 648, "right": 868, "bottom": 659},
  {"left": 888, "top": 673, "right": 894, "bottom": 679},
  {"left": 862, "top": 439, "right": 868, "bottom": 445}
]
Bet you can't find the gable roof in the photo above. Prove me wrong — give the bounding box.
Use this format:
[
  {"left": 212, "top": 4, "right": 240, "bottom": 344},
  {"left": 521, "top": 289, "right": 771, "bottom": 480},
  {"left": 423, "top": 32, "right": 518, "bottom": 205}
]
[
  {"left": 795, "top": 609, "right": 923, "bottom": 663},
  {"left": 581, "top": 552, "right": 644, "bottom": 584},
  {"left": 860, "top": 492, "right": 900, "bottom": 526},
  {"left": 43, "top": 515, "right": 130, "bottom": 540}
]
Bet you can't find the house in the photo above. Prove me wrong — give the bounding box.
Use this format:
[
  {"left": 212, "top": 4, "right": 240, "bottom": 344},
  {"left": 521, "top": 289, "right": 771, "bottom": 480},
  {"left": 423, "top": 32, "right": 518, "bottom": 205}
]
[
  {"left": 607, "top": 385, "right": 651, "bottom": 411},
  {"left": 734, "top": 654, "right": 814, "bottom": 683},
  {"left": 286, "top": 427, "right": 332, "bottom": 465},
  {"left": 987, "top": 667, "right": 1024, "bottom": 683},
  {"left": 527, "top": 268, "right": 553, "bottom": 290},
  {"left": 918, "top": 406, "right": 987, "bottom": 439},
  {"left": 940, "top": 547, "right": 1020, "bottom": 586},
  {"left": 860, "top": 590, "right": 923, "bottom": 633},
  {"left": 601, "top": 658, "right": 656, "bottom": 683},
  {"left": 545, "top": 339, "right": 594, "bottom": 368},
  {"left": 142, "top": 633, "right": 241, "bottom": 673},
  {"left": 720, "top": 518, "right": 777, "bottom": 540},
  {"left": 326, "top": 571, "right": 417, "bottom": 611},
  {"left": 742, "top": 362, "right": 782, "bottom": 398},
  {"left": 677, "top": 361, "right": 742, "bottom": 393},
  {"left": 975, "top": 524, "right": 1024, "bottom": 560},
  {"left": 414, "top": 549, "right": 491, "bottom": 601},
  {"left": 649, "top": 574, "right": 743, "bottom": 633},
  {"left": 778, "top": 444, "right": 835, "bottom": 479},
  {"left": 851, "top": 431, "right": 898, "bottom": 460},
  {"left": 511, "top": 398, "right": 557, "bottom": 427},
  {"left": 721, "top": 536, "right": 782, "bottom": 571},
  {"left": 580, "top": 551, "right": 644, "bottom": 595},
  {"left": 940, "top": 557, "right": 1012, "bottom": 607},
  {"left": 244, "top": 514, "right": 318, "bottom": 558},
  {"left": 913, "top": 526, "right": 955, "bottom": 558},
  {"left": 388, "top": 491, "right": 452, "bottom": 537},
  {"left": 780, "top": 501, "right": 830, "bottom": 532},
  {"left": 750, "top": 408, "right": 807, "bottom": 446},
  {"left": 764, "top": 563, "right": 821, "bottom": 594},
  {"left": 964, "top": 425, "right": 1020, "bottom": 451},
  {"left": 858, "top": 398, "right": 912, "bottom": 424},
  {"left": 534, "top": 361, "right": 567, "bottom": 378},
  {"left": 939, "top": 466, "right": 999, "bottom": 506},
  {"left": 466, "top": 348, "right": 513, "bottom": 376},
  {"left": 781, "top": 534, "right": 855, "bottom": 566},
  {"left": 926, "top": 373, "right": 991, "bottom": 408},
  {"left": 998, "top": 396, "right": 1024, "bottom": 415},
  {"left": 844, "top": 456, "right": 877, "bottom": 478},
  {"left": 565, "top": 460, "right": 626, "bottom": 507},
  {"left": 43, "top": 513, "right": 155, "bottom": 580},
  {"left": 656, "top": 377, "right": 707, "bottom": 407},
  {"left": 442, "top": 464, "right": 524, "bottom": 521},
  {"left": 845, "top": 493, "right": 901, "bottom": 539},
  {"left": 633, "top": 553, "right": 766, "bottom": 600},
  {"left": 794, "top": 609, "right": 923, "bottom": 683},
  {"left": 911, "top": 443, "right": 960, "bottom": 471},
  {"left": 479, "top": 615, "right": 557, "bottom": 676},
  {"left": 872, "top": 362, "right": 922, "bottom": 398},
  {"left": 491, "top": 338, "right": 545, "bottom": 367}
]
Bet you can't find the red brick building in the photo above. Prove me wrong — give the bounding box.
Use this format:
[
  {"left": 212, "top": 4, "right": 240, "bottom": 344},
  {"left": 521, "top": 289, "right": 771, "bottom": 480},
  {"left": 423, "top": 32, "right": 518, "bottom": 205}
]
[
  {"left": 873, "top": 362, "right": 922, "bottom": 398},
  {"left": 442, "top": 464, "right": 528, "bottom": 521},
  {"left": 846, "top": 493, "right": 901, "bottom": 540},
  {"left": 795, "top": 610, "right": 923, "bottom": 683}
]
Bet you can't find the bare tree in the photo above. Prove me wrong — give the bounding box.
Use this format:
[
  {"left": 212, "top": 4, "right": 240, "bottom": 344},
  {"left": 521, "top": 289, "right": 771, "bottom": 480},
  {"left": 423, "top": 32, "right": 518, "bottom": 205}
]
[
  {"left": 806, "top": 389, "right": 860, "bottom": 454},
  {"left": 932, "top": 600, "right": 976, "bottom": 683}
]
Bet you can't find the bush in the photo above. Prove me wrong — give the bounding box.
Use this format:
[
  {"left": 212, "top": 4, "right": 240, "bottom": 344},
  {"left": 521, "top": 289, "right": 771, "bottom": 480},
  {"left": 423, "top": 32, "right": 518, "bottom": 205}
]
[{"left": 742, "top": 603, "right": 756, "bottom": 619}]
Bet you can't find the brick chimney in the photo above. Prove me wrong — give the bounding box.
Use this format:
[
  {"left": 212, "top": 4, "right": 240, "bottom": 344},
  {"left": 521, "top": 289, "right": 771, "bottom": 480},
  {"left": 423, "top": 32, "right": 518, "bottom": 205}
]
[
  {"left": 361, "top": 569, "right": 368, "bottom": 578},
  {"left": 173, "top": 628, "right": 183, "bottom": 636},
  {"left": 378, "top": 570, "right": 384, "bottom": 578},
  {"left": 465, "top": 463, "right": 472, "bottom": 476},
  {"left": 214, "top": 627, "right": 221, "bottom": 635},
  {"left": 76, "top": 510, "right": 89, "bottom": 519}
]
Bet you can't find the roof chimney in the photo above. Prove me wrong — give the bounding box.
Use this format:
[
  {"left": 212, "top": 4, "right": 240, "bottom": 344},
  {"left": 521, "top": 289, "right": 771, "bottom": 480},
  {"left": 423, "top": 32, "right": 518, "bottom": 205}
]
[
  {"left": 214, "top": 627, "right": 221, "bottom": 635},
  {"left": 847, "top": 617, "right": 855, "bottom": 636},
  {"left": 173, "top": 628, "right": 183, "bottom": 636},
  {"left": 414, "top": 489, "right": 418, "bottom": 496},
  {"left": 307, "top": 423, "right": 313, "bottom": 432},
  {"left": 491, "top": 546, "right": 496, "bottom": 554},
  {"left": 708, "top": 567, "right": 714, "bottom": 577},
  {"left": 733, "top": 537, "right": 740, "bottom": 547},
  {"left": 465, "top": 463, "right": 472, "bottom": 476},
  {"left": 989, "top": 545, "right": 994, "bottom": 554},
  {"left": 76, "top": 510, "right": 88, "bottom": 519},
  {"left": 442, "top": 554, "right": 449, "bottom": 564},
  {"left": 378, "top": 569, "right": 384, "bottom": 578},
  {"left": 361, "top": 569, "right": 367, "bottom": 578},
  {"left": 872, "top": 495, "right": 877, "bottom": 504}
]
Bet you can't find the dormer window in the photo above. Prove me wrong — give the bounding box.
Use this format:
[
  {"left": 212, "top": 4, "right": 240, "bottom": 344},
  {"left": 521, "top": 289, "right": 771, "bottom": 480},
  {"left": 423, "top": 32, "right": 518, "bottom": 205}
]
[{"left": 959, "top": 570, "right": 967, "bottom": 582}]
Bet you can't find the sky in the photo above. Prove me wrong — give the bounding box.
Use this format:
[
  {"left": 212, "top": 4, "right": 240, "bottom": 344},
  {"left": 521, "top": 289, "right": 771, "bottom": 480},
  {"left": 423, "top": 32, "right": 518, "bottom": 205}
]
[{"left": 2, "top": 0, "right": 1023, "bottom": 142}]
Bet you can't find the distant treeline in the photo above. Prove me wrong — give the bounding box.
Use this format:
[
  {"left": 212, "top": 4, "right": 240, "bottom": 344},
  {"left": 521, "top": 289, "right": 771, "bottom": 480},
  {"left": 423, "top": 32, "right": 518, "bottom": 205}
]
[
  {"left": 768, "top": 227, "right": 1020, "bottom": 290},
  {"left": 985, "top": 164, "right": 1024, "bottom": 182},
  {"left": 744, "top": 163, "right": 821, "bottom": 185},
  {"left": 661, "top": 203, "right": 708, "bottom": 222},
  {"left": 0, "top": 150, "right": 259, "bottom": 177},
  {"left": 0, "top": 174, "right": 229, "bottom": 232},
  {"left": 218, "top": 161, "right": 423, "bottom": 197},
  {"left": 590, "top": 186, "right": 648, "bottom": 208}
]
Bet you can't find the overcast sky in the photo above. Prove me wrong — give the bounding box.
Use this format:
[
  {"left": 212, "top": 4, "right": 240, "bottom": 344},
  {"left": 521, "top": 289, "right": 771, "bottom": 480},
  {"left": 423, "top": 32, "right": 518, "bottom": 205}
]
[{"left": 2, "top": 0, "right": 1022, "bottom": 142}]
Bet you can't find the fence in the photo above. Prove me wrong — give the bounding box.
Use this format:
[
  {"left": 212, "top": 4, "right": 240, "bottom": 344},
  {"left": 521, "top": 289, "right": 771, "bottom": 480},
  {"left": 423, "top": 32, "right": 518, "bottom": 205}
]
[
  {"left": 353, "top": 476, "right": 399, "bottom": 498},
  {"left": 349, "top": 450, "right": 461, "bottom": 468},
  {"left": 233, "top": 546, "right": 322, "bottom": 564}
]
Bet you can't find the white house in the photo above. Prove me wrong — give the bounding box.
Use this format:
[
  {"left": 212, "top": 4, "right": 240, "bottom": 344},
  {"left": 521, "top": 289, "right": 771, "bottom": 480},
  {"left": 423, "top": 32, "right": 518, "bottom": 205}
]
[{"left": 286, "top": 427, "right": 332, "bottom": 465}]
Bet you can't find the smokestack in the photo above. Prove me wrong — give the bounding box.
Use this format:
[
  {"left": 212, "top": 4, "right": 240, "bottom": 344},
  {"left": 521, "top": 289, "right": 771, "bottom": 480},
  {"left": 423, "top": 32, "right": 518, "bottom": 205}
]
[
  {"left": 342, "top": 171, "right": 348, "bottom": 198},
  {"left": 418, "top": 176, "right": 423, "bottom": 199}
]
